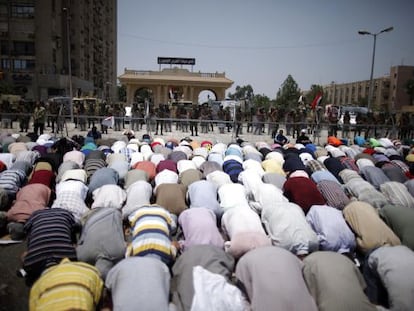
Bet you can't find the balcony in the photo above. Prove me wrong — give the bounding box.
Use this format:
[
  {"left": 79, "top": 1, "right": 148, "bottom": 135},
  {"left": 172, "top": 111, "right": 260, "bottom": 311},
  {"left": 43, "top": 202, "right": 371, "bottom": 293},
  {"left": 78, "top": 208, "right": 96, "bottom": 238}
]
[{"left": 12, "top": 73, "right": 32, "bottom": 84}]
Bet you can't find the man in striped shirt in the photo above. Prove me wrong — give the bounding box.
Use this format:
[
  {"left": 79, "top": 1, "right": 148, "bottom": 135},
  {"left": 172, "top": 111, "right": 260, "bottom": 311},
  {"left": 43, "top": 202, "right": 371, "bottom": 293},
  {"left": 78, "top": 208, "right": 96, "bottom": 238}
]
[
  {"left": 29, "top": 258, "right": 103, "bottom": 311},
  {"left": 22, "top": 208, "right": 78, "bottom": 285},
  {"left": 126, "top": 205, "right": 178, "bottom": 266}
]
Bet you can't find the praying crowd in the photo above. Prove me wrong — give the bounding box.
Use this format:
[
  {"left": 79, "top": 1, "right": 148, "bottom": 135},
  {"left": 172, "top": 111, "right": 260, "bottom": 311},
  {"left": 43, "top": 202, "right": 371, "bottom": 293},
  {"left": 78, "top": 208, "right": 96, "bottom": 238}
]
[{"left": 1, "top": 129, "right": 414, "bottom": 311}]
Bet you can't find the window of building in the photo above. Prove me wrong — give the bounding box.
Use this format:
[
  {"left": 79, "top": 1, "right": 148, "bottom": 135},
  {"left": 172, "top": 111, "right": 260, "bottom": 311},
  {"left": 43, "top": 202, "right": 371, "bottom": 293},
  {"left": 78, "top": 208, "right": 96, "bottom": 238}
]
[
  {"left": 13, "top": 41, "right": 35, "bottom": 56},
  {"left": 1, "top": 58, "right": 10, "bottom": 69},
  {"left": 11, "top": 4, "right": 34, "bottom": 18},
  {"left": 13, "top": 59, "right": 35, "bottom": 71},
  {"left": 0, "top": 4, "right": 7, "bottom": 17},
  {"left": 0, "top": 21, "right": 7, "bottom": 32},
  {"left": 0, "top": 40, "right": 9, "bottom": 54}
]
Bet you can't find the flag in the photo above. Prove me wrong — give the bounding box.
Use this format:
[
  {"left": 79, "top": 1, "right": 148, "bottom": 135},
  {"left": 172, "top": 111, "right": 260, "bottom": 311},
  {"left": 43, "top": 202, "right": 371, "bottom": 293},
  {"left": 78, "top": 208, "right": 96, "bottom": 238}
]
[
  {"left": 298, "top": 95, "right": 304, "bottom": 103},
  {"left": 311, "top": 92, "right": 323, "bottom": 110},
  {"left": 101, "top": 116, "right": 114, "bottom": 128},
  {"left": 169, "top": 87, "right": 174, "bottom": 100}
]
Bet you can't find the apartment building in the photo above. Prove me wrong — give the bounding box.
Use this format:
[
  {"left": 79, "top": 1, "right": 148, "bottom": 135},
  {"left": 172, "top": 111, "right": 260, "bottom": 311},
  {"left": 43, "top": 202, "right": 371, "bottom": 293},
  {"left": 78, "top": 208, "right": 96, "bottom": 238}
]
[
  {"left": 0, "top": 0, "right": 117, "bottom": 101},
  {"left": 322, "top": 65, "right": 414, "bottom": 113}
]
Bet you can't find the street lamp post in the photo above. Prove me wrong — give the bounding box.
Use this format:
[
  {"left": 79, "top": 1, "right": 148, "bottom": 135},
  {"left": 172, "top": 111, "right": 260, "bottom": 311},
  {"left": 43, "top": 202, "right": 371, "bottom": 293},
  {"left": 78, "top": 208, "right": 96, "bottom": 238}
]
[
  {"left": 63, "top": 7, "right": 73, "bottom": 122},
  {"left": 358, "top": 26, "right": 393, "bottom": 112}
]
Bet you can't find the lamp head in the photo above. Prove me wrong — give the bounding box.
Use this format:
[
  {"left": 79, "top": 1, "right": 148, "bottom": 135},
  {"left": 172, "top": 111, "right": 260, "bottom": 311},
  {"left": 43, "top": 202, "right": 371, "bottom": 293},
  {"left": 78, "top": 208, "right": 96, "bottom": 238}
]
[
  {"left": 358, "top": 30, "right": 371, "bottom": 35},
  {"left": 380, "top": 26, "right": 394, "bottom": 33}
]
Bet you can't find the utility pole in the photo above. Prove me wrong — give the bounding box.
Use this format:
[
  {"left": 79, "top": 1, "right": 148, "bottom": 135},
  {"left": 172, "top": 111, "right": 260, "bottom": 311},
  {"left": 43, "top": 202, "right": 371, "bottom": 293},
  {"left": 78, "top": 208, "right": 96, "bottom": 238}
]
[{"left": 358, "top": 26, "right": 393, "bottom": 111}]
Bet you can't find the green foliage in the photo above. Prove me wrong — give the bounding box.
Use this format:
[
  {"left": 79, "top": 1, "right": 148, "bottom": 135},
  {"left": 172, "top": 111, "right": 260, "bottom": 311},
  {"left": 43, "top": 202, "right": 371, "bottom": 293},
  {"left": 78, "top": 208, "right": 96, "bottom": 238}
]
[
  {"left": 305, "top": 84, "right": 324, "bottom": 106},
  {"left": 0, "top": 81, "right": 20, "bottom": 95},
  {"left": 227, "top": 84, "right": 254, "bottom": 101},
  {"left": 252, "top": 94, "right": 271, "bottom": 110},
  {"left": 117, "top": 85, "right": 126, "bottom": 102},
  {"left": 275, "top": 75, "right": 301, "bottom": 111}
]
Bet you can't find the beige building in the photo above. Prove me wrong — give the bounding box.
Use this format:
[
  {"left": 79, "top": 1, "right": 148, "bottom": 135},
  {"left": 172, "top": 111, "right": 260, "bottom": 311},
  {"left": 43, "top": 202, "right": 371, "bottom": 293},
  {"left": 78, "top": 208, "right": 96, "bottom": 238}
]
[
  {"left": 0, "top": 0, "right": 117, "bottom": 101},
  {"left": 322, "top": 65, "right": 414, "bottom": 112},
  {"left": 119, "top": 67, "right": 234, "bottom": 106}
]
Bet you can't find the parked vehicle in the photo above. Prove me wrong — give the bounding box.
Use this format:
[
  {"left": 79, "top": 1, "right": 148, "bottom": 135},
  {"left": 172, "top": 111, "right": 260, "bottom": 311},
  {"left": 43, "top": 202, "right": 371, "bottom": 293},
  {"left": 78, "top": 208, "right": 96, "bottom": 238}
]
[{"left": 337, "top": 106, "right": 369, "bottom": 127}]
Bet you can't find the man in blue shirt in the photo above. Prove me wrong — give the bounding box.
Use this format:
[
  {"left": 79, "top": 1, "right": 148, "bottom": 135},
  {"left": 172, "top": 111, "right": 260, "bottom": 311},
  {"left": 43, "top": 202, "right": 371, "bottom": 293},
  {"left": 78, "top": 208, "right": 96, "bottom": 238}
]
[{"left": 274, "top": 129, "right": 288, "bottom": 145}]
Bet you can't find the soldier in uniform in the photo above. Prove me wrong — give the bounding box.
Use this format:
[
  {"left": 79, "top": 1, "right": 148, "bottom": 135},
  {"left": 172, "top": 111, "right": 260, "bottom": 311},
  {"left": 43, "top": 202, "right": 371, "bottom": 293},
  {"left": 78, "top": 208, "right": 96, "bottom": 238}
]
[{"left": 18, "top": 101, "right": 30, "bottom": 132}]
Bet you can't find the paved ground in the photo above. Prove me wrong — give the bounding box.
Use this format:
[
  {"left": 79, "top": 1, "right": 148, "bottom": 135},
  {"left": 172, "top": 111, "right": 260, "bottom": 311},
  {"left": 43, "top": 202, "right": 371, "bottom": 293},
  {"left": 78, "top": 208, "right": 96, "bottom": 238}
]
[{"left": 0, "top": 242, "right": 28, "bottom": 311}]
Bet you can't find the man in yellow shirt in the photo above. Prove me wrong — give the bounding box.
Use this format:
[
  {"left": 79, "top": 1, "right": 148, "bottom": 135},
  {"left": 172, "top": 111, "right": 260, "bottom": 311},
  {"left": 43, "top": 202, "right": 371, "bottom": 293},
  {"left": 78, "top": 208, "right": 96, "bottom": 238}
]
[{"left": 29, "top": 258, "right": 103, "bottom": 311}]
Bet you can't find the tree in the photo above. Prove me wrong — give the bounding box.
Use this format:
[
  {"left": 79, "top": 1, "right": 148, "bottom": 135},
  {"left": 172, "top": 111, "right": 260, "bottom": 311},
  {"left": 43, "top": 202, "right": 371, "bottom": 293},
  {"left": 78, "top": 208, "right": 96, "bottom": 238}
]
[
  {"left": 406, "top": 79, "right": 414, "bottom": 106},
  {"left": 117, "top": 85, "right": 126, "bottom": 102},
  {"left": 252, "top": 94, "right": 271, "bottom": 110},
  {"left": 275, "top": 75, "right": 301, "bottom": 112},
  {"left": 0, "top": 81, "right": 18, "bottom": 95},
  {"left": 227, "top": 84, "right": 254, "bottom": 101},
  {"left": 305, "top": 84, "right": 324, "bottom": 107}
]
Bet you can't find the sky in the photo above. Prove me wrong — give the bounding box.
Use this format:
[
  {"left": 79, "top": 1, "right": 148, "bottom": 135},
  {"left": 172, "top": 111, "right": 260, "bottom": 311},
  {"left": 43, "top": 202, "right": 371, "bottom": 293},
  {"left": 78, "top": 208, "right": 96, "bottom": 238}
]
[{"left": 117, "top": 0, "right": 414, "bottom": 101}]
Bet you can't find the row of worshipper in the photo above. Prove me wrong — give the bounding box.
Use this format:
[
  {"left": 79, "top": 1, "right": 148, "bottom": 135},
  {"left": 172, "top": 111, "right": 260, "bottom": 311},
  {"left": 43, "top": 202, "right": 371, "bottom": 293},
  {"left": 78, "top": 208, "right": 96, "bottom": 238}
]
[{"left": 1, "top": 131, "right": 414, "bottom": 310}]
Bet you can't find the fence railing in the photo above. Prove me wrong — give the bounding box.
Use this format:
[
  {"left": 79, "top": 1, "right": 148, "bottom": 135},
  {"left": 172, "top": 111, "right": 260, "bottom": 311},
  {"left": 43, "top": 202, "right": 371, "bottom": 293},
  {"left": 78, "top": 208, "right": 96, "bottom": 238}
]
[{"left": 1, "top": 112, "right": 405, "bottom": 140}]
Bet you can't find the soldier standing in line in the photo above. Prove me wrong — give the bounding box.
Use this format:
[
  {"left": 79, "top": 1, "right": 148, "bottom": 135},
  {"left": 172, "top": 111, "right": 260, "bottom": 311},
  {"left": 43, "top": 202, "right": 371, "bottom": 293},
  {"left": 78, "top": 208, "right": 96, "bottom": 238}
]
[
  {"left": 99, "top": 101, "right": 109, "bottom": 134},
  {"left": 113, "top": 104, "right": 123, "bottom": 132},
  {"left": 235, "top": 107, "right": 243, "bottom": 137},
  {"left": 268, "top": 107, "right": 278, "bottom": 139},
  {"left": 155, "top": 105, "right": 165, "bottom": 136},
  {"left": 190, "top": 106, "right": 200, "bottom": 136},
  {"left": 87, "top": 102, "right": 96, "bottom": 129},
  {"left": 32, "top": 101, "right": 46, "bottom": 136},
  {"left": 342, "top": 111, "right": 351, "bottom": 139},
  {"left": 18, "top": 101, "right": 30, "bottom": 132},
  {"left": 78, "top": 101, "right": 87, "bottom": 131}
]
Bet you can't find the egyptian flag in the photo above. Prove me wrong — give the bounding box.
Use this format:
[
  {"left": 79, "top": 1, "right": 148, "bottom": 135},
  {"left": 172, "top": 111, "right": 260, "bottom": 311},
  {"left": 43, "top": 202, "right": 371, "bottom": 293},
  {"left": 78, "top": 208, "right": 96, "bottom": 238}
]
[{"left": 311, "top": 92, "right": 323, "bottom": 110}]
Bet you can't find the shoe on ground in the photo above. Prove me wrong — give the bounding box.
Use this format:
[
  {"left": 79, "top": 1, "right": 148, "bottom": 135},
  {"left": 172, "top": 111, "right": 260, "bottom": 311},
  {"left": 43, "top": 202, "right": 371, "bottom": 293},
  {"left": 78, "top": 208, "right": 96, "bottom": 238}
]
[{"left": 7, "top": 222, "right": 25, "bottom": 240}]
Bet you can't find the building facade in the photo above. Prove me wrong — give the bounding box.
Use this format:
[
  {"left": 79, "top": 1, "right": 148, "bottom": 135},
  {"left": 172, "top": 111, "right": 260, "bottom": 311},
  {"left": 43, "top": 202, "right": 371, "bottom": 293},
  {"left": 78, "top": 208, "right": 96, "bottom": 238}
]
[
  {"left": 322, "top": 65, "right": 414, "bottom": 113},
  {"left": 389, "top": 66, "right": 414, "bottom": 112},
  {"left": 119, "top": 67, "right": 234, "bottom": 107},
  {"left": 0, "top": 0, "right": 117, "bottom": 101}
]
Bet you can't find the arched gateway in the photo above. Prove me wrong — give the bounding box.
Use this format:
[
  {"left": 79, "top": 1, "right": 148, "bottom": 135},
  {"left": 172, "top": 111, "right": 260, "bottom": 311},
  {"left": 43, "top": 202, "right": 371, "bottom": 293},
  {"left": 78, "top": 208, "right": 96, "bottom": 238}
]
[{"left": 118, "top": 58, "right": 234, "bottom": 107}]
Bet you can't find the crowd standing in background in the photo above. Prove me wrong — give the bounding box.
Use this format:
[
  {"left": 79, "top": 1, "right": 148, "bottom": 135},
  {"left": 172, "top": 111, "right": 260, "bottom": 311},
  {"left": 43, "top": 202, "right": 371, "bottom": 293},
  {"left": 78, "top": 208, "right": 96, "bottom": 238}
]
[{"left": 1, "top": 100, "right": 413, "bottom": 142}]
